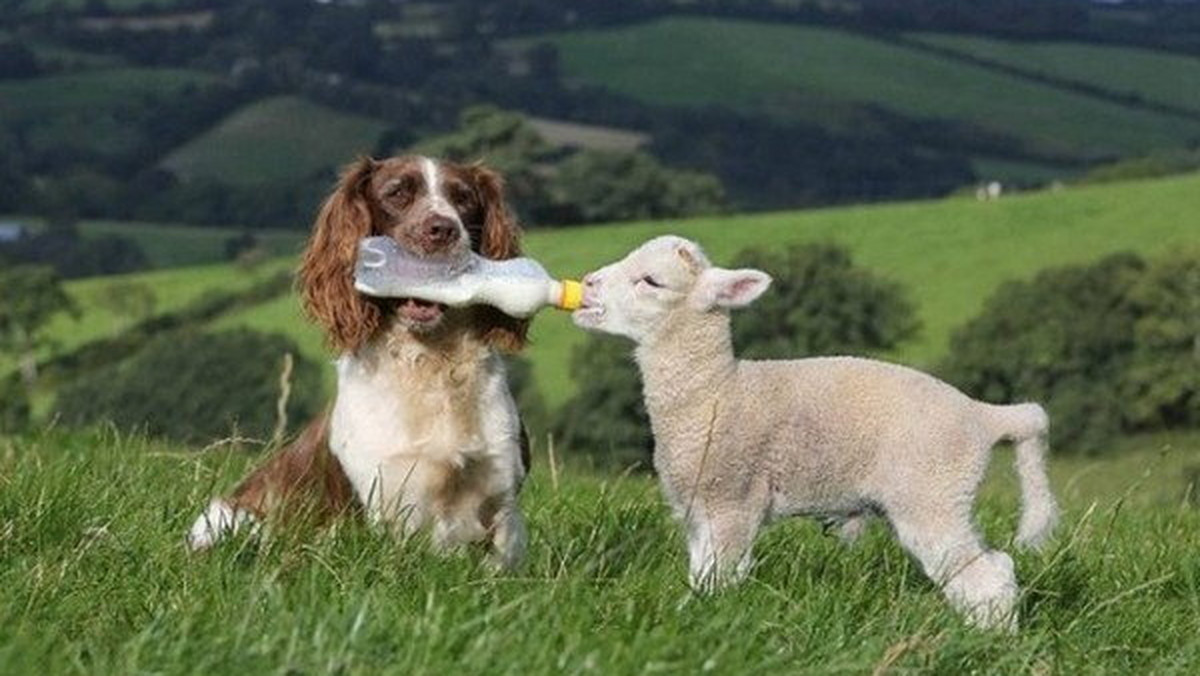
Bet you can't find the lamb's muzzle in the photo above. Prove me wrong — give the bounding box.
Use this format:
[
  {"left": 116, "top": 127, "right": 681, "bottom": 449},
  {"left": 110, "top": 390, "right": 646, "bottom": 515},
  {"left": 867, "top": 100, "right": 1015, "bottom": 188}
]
[{"left": 572, "top": 235, "right": 1059, "bottom": 631}]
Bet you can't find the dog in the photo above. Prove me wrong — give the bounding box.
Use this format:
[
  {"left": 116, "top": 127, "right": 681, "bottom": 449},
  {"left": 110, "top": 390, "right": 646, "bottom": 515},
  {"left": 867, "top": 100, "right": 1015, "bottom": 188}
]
[{"left": 188, "top": 155, "right": 531, "bottom": 568}]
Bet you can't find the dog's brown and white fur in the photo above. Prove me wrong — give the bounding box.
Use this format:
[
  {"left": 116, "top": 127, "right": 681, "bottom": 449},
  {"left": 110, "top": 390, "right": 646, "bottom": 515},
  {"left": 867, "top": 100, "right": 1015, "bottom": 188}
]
[{"left": 188, "top": 155, "right": 530, "bottom": 568}]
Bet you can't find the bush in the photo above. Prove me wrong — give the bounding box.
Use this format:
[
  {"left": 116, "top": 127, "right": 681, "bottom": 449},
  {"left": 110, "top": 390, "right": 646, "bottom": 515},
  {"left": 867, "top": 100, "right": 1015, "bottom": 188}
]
[
  {"left": 940, "top": 252, "right": 1200, "bottom": 451},
  {"left": 556, "top": 242, "right": 918, "bottom": 469},
  {"left": 729, "top": 243, "right": 919, "bottom": 359},
  {"left": 55, "top": 329, "right": 324, "bottom": 445},
  {"left": 0, "top": 377, "right": 29, "bottom": 434}
]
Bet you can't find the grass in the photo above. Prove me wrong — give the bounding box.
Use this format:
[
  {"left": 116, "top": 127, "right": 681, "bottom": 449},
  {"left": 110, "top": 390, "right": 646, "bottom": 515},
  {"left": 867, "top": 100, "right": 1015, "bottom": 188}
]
[
  {"left": 0, "top": 427, "right": 1197, "bottom": 674},
  {"left": 160, "top": 96, "right": 390, "bottom": 187},
  {"left": 910, "top": 33, "right": 1200, "bottom": 116},
  {"left": 542, "top": 17, "right": 1200, "bottom": 159}
]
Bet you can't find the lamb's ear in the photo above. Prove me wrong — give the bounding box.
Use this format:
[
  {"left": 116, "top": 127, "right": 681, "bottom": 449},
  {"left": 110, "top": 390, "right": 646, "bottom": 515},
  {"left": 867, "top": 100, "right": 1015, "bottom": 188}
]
[{"left": 691, "top": 267, "right": 772, "bottom": 310}]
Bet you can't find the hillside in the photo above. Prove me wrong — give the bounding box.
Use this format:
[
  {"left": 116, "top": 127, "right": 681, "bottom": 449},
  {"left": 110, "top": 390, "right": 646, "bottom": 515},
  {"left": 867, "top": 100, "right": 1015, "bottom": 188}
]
[
  {"left": 38, "top": 172, "right": 1200, "bottom": 409},
  {"left": 7, "top": 4, "right": 1200, "bottom": 226},
  {"left": 161, "top": 97, "right": 390, "bottom": 187},
  {"left": 543, "top": 17, "right": 1200, "bottom": 176}
]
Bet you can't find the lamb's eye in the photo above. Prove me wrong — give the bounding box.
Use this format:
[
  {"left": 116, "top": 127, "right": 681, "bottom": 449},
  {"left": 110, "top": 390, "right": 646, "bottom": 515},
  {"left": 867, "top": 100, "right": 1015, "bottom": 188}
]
[{"left": 638, "top": 275, "right": 665, "bottom": 289}]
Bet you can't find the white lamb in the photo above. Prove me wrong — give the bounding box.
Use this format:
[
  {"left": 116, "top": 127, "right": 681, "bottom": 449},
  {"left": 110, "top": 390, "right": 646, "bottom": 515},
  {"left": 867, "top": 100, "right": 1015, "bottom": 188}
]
[{"left": 572, "top": 235, "right": 1058, "bottom": 630}]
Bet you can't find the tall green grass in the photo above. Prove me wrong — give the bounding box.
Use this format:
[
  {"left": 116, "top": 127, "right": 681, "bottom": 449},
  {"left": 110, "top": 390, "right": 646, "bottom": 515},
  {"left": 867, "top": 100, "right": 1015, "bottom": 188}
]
[{"left": 0, "top": 428, "right": 1196, "bottom": 674}]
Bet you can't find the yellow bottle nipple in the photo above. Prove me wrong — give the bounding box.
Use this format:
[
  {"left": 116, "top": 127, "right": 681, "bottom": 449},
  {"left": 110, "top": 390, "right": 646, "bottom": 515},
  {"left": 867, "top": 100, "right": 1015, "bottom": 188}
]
[{"left": 558, "top": 279, "right": 583, "bottom": 310}]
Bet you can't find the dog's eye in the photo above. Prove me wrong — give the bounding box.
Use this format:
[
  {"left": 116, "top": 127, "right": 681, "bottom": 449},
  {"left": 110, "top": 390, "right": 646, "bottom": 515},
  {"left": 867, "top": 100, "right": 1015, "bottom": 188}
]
[
  {"left": 385, "top": 177, "right": 418, "bottom": 202},
  {"left": 638, "top": 275, "right": 665, "bottom": 289},
  {"left": 446, "top": 183, "right": 474, "bottom": 207}
]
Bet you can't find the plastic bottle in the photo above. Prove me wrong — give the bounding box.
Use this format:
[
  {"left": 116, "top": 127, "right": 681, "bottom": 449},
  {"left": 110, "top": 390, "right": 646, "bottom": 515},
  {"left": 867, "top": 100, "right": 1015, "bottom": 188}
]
[{"left": 353, "top": 236, "right": 582, "bottom": 318}]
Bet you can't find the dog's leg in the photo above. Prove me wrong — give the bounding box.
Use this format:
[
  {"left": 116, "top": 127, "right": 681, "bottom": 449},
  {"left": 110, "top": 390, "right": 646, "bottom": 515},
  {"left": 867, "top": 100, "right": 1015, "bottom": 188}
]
[
  {"left": 485, "top": 499, "right": 527, "bottom": 571},
  {"left": 187, "top": 413, "right": 356, "bottom": 550}
]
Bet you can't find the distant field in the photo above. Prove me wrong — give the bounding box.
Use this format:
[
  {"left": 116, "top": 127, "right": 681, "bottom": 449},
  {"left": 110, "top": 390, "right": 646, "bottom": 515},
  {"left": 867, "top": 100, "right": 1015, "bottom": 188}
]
[
  {"left": 0, "top": 68, "right": 217, "bottom": 119},
  {"left": 76, "top": 220, "right": 306, "bottom": 269},
  {"left": 542, "top": 17, "right": 1200, "bottom": 160},
  {"left": 36, "top": 259, "right": 295, "bottom": 367},
  {"left": 161, "top": 96, "right": 390, "bottom": 186},
  {"left": 0, "top": 427, "right": 1196, "bottom": 673},
  {"left": 0, "top": 67, "right": 219, "bottom": 158},
  {"left": 518, "top": 171, "right": 1200, "bottom": 402},
  {"left": 76, "top": 172, "right": 1200, "bottom": 410},
  {"left": 911, "top": 33, "right": 1200, "bottom": 115}
]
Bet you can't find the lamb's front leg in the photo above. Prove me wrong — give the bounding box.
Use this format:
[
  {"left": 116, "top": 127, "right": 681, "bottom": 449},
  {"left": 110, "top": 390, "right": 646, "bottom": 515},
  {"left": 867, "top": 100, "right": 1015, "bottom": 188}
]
[{"left": 686, "top": 506, "right": 764, "bottom": 592}]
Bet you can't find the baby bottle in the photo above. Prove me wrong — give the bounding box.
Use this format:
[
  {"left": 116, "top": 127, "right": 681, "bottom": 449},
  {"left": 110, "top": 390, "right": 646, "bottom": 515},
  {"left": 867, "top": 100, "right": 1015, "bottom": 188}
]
[{"left": 353, "top": 237, "right": 582, "bottom": 318}]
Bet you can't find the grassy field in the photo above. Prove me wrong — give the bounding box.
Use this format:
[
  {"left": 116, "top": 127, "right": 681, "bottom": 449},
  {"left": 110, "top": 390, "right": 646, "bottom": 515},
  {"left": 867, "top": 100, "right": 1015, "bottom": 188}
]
[
  {"left": 35, "top": 259, "right": 295, "bottom": 367},
  {"left": 0, "top": 67, "right": 219, "bottom": 159},
  {"left": 910, "top": 33, "right": 1200, "bottom": 115},
  {"left": 76, "top": 221, "right": 306, "bottom": 269},
  {"left": 34, "top": 171, "right": 1200, "bottom": 407},
  {"left": 0, "top": 427, "right": 1196, "bottom": 674},
  {"left": 541, "top": 17, "right": 1200, "bottom": 160},
  {"left": 516, "top": 171, "right": 1200, "bottom": 401},
  {"left": 160, "top": 97, "right": 390, "bottom": 187}
]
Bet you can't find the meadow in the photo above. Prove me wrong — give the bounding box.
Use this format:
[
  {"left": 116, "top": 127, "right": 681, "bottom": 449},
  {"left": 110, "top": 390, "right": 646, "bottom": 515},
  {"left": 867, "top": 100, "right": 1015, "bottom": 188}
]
[
  {"left": 159, "top": 96, "right": 390, "bottom": 187},
  {"left": 0, "top": 426, "right": 1196, "bottom": 674},
  {"left": 542, "top": 17, "right": 1200, "bottom": 162},
  {"left": 908, "top": 33, "right": 1200, "bottom": 116}
]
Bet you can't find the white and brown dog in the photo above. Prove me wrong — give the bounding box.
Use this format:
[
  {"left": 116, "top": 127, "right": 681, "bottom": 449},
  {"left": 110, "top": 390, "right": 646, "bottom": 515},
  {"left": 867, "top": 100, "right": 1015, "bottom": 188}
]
[{"left": 188, "top": 155, "right": 530, "bottom": 568}]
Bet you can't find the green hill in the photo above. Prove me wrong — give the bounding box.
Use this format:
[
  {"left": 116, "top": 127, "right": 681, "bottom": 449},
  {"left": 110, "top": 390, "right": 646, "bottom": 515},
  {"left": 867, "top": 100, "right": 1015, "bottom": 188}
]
[
  {"left": 0, "top": 67, "right": 217, "bottom": 159},
  {"left": 160, "top": 96, "right": 390, "bottom": 187},
  {"left": 543, "top": 17, "right": 1200, "bottom": 164},
  {"left": 910, "top": 33, "right": 1200, "bottom": 115},
  {"left": 41, "top": 172, "right": 1196, "bottom": 407}
]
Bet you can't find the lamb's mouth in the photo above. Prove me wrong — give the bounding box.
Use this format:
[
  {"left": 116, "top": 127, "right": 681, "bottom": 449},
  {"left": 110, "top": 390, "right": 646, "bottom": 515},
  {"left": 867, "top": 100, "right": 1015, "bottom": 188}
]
[
  {"left": 571, "top": 303, "right": 605, "bottom": 327},
  {"left": 398, "top": 297, "right": 445, "bottom": 325}
]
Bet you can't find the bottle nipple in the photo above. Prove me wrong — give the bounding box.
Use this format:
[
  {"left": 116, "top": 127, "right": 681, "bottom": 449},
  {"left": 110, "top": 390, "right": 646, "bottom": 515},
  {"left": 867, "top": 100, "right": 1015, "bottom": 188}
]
[{"left": 558, "top": 280, "right": 583, "bottom": 310}]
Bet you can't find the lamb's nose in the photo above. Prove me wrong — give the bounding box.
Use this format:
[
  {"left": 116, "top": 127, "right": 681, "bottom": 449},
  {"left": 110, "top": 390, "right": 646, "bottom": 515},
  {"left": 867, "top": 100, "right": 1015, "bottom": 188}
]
[{"left": 583, "top": 272, "right": 600, "bottom": 288}]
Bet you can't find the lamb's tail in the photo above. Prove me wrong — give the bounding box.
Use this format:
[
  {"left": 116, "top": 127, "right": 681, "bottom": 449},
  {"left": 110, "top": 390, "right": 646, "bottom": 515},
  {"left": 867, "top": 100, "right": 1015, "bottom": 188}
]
[{"left": 988, "top": 402, "right": 1059, "bottom": 550}]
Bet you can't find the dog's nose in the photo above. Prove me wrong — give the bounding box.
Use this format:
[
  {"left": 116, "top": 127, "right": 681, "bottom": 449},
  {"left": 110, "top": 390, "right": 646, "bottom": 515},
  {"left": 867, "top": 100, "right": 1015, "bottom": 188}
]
[{"left": 423, "top": 215, "right": 459, "bottom": 246}]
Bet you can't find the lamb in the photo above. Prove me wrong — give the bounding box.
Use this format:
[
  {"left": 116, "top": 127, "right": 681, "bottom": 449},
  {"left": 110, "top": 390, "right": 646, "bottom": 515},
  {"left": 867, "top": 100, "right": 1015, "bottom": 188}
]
[{"left": 571, "top": 235, "right": 1058, "bottom": 630}]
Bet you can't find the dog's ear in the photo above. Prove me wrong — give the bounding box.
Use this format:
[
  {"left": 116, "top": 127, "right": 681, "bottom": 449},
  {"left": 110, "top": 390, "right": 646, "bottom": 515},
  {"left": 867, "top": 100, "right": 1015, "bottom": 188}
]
[
  {"left": 299, "top": 157, "right": 383, "bottom": 353},
  {"left": 469, "top": 164, "right": 522, "bottom": 261},
  {"left": 466, "top": 163, "right": 528, "bottom": 351}
]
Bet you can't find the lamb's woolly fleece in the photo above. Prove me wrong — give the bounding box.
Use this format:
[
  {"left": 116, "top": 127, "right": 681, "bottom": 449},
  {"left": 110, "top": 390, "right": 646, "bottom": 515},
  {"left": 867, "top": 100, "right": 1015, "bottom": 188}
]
[{"left": 574, "top": 235, "right": 1058, "bottom": 630}]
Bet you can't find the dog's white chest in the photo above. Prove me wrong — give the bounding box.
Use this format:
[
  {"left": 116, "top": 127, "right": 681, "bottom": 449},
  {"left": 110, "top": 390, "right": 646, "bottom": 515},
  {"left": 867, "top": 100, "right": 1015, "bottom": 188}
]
[{"left": 329, "top": 344, "right": 490, "bottom": 511}]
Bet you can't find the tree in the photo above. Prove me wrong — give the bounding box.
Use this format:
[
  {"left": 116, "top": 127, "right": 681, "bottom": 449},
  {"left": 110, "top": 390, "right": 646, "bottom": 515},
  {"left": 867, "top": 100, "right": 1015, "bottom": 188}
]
[
  {"left": 0, "top": 265, "right": 79, "bottom": 389},
  {"left": 730, "top": 243, "right": 919, "bottom": 359},
  {"left": 549, "top": 149, "right": 725, "bottom": 223},
  {"left": 940, "top": 252, "right": 1200, "bottom": 451},
  {"left": 556, "top": 242, "right": 917, "bottom": 469},
  {"left": 55, "top": 329, "right": 324, "bottom": 445}
]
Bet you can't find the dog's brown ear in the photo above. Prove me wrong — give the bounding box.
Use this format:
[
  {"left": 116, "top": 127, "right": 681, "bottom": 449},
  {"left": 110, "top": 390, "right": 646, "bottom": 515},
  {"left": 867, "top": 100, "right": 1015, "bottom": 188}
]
[
  {"left": 299, "top": 157, "right": 382, "bottom": 354},
  {"left": 470, "top": 164, "right": 522, "bottom": 260},
  {"left": 467, "top": 164, "right": 528, "bottom": 352}
]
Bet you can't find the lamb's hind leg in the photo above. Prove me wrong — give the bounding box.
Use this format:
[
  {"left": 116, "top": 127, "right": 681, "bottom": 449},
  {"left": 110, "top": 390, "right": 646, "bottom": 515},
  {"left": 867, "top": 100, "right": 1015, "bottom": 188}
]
[{"left": 888, "top": 504, "right": 1018, "bottom": 631}]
